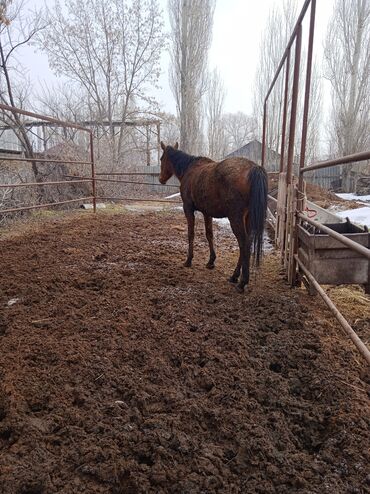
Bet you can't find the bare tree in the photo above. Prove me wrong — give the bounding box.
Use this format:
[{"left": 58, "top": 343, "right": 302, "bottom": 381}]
[
  {"left": 0, "top": 1, "right": 12, "bottom": 24},
  {"left": 223, "top": 112, "right": 258, "bottom": 154},
  {"left": 253, "top": 0, "right": 323, "bottom": 172},
  {"left": 0, "top": 0, "right": 46, "bottom": 188},
  {"left": 206, "top": 69, "right": 227, "bottom": 159},
  {"left": 296, "top": 60, "right": 322, "bottom": 165},
  {"left": 324, "top": 0, "right": 370, "bottom": 192},
  {"left": 38, "top": 0, "right": 166, "bottom": 165},
  {"left": 252, "top": 0, "right": 297, "bottom": 156},
  {"left": 36, "top": 82, "right": 91, "bottom": 152},
  {"left": 158, "top": 112, "right": 180, "bottom": 144},
  {"left": 168, "top": 0, "right": 215, "bottom": 154}
]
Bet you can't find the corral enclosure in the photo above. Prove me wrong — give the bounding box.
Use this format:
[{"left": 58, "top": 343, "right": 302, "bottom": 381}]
[
  {"left": 0, "top": 207, "right": 369, "bottom": 493},
  {"left": 0, "top": 111, "right": 369, "bottom": 492},
  {"left": 1, "top": 0, "right": 370, "bottom": 492}
]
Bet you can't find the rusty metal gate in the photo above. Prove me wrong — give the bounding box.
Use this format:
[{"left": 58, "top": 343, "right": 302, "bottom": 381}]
[
  {"left": 261, "top": 0, "right": 370, "bottom": 365},
  {"left": 0, "top": 103, "right": 96, "bottom": 214},
  {"left": 0, "top": 103, "right": 181, "bottom": 216}
]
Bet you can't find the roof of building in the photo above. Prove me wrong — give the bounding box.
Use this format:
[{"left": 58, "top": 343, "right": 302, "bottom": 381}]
[{"left": 226, "top": 139, "right": 281, "bottom": 162}]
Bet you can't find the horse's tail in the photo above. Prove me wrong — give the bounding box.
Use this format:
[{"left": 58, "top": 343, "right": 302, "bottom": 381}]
[{"left": 248, "top": 165, "right": 268, "bottom": 267}]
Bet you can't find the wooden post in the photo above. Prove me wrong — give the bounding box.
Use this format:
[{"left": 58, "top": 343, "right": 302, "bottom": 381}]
[
  {"left": 157, "top": 123, "right": 161, "bottom": 166},
  {"left": 283, "top": 183, "right": 292, "bottom": 269},
  {"left": 276, "top": 172, "right": 287, "bottom": 261},
  {"left": 287, "top": 180, "right": 298, "bottom": 285},
  {"left": 146, "top": 124, "right": 150, "bottom": 166},
  {"left": 42, "top": 123, "right": 47, "bottom": 152}
]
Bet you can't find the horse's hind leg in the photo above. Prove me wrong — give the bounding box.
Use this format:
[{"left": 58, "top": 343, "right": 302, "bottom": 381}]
[
  {"left": 239, "top": 237, "right": 252, "bottom": 292},
  {"left": 184, "top": 208, "right": 195, "bottom": 267},
  {"left": 203, "top": 214, "right": 216, "bottom": 269},
  {"left": 229, "top": 216, "right": 251, "bottom": 293},
  {"left": 229, "top": 254, "right": 241, "bottom": 283}
]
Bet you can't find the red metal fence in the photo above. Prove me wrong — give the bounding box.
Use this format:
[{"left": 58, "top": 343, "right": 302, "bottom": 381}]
[
  {"left": 0, "top": 103, "right": 96, "bottom": 214},
  {"left": 262, "top": 0, "right": 370, "bottom": 365},
  {"left": 0, "top": 104, "right": 181, "bottom": 216}
]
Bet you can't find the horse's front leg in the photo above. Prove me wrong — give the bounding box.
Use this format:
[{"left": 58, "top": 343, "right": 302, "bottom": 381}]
[
  {"left": 203, "top": 214, "right": 216, "bottom": 269},
  {"left": 184, "top": 208, "right": 195, "bottom": 267}
]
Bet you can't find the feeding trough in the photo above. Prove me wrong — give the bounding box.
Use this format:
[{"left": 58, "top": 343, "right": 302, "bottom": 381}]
[{"left": 298, "top": 219, "right": 370, "bottom": 293}]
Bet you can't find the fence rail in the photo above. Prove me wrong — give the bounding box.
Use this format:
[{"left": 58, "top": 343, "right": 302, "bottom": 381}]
[
  {"left": 0, "top": 197, "right": 94, "bottom": 215},
  {"left": 300, "top": 150, "right": 370, "bottom": 174}
]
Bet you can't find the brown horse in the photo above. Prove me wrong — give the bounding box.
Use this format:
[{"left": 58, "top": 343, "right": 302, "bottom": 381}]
[{"left": 159, "top": 142, "right": 268, "bottom": 292}]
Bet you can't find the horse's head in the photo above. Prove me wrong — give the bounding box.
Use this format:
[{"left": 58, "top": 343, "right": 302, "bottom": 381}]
[{"left": 159, "top": 141, "right": 178, "bottom": 184}]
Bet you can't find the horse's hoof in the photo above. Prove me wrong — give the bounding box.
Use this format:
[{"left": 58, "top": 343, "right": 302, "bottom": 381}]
[
  {"left": 183, "top": 260, "right": 192, "bottom": 268},
  {"left": 228, "top": 276, "right": 238, "bottom": 284},
  {"left": 206, "top": 262, "right": 215, "bottom": 269},
  {"left": 235, "top": 284, "right": 244, "bottom": 293}
]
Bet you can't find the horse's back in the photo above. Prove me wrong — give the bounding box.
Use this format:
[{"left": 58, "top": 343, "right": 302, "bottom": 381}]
[
  {"left": 215, "top": 157, "right": 256, "bottom": 177},
  {"left": 214, "top": 157, "right": 257, "bottom": 194},
  {"left": 181, "top": 156, "right": 260, "bottom": 217}
]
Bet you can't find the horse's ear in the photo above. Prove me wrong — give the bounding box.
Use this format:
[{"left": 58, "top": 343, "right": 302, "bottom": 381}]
[
  {"left": 160, "top": 141, "right": 166, "bottom": 150},
  {"left": 174, "top": 142, "right": 179, "bottom": 149}
]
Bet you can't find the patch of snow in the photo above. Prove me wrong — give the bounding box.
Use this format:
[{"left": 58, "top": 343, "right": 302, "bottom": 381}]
[
  {"left": 336, "top": 207, "right": 370, "bottom": 227},
  {"left": 165, "top": 192, "right": 181, "bottom": 199},
  {"left": 125, "top": 204, "right": 174, "bottom": 212},
  {"left": 328, "top": 204, "right": 347, "bottom": 213},
  {"left": 336, "top": 193, "right": 370, "bottom": 203},
  {"left": 80, "top": 203, "right": 106, "bottom": 209},
  {"left": 7, "top": 297, "right": 21, "bottom": 306},
  {"left": 214, "top": 218, "right": 274, "bottom": 252},
  {"left": 214, "top": 218, "right": 230, "bottom": 227}
]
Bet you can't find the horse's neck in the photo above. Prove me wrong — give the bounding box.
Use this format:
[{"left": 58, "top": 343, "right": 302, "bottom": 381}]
[{"left": 171, "top": 151, "right": 198, "bottom": 180}]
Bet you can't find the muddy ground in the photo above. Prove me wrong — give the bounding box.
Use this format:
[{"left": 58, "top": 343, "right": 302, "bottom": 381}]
[{"left": 0, "top": 207, "right": 369, "bottom": 494}]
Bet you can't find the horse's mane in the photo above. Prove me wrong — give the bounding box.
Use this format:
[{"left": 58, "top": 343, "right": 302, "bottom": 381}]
[{"left": 167, "top": 147, "right": 209, "bottom": 178}]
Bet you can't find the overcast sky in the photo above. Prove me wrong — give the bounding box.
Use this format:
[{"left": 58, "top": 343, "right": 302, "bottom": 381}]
[{"left": 20, "top": 0, "right": 335, "bottom": 116}]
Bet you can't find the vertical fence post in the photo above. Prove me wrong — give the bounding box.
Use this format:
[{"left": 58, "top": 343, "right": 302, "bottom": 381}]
[
  {"left": 280, "top": 49, "right": 291, "bottom": 174},
  {"left": 146, "top": 123, "right": 150, "bottom": 166},
  {"left": 297, "top": 0, "right": 316, "bottom": 210},
  {"left": 89, "top": 131, "right": 96, "bottom": 213},
  {"left": 286, "top": 24, "right": 302, "bottom": 186},
  {"left": 275, "top": 51, "right": 291, "bottom": 252},
  {"left": 284, "top": 24, "right": 302, "bottom": 278},
  {"left": 293, "top": 0, "right": 316, "bottom": 285},
  {"left": 261, "top": 100, "right": 267, "bottom": 168},
  {"left": 157, "top": 123, "right": 161, "bottom": 166}
]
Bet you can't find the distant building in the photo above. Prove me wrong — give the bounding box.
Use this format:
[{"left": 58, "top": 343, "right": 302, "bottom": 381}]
[
  {"left": 226, "top": 139, "right": 281, "bottom": 172},
  {"left": 226, "top": 140, "right": 370, "bottom": 193}
]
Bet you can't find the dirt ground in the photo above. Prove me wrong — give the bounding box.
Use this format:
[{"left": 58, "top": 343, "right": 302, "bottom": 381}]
[{"left": 0, "top": 206, "right": 369, "bottom": 494}]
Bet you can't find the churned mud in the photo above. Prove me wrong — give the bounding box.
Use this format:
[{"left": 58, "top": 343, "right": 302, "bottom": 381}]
[{"left": 0, "top": 207, "right": 369, "bottom": 494}]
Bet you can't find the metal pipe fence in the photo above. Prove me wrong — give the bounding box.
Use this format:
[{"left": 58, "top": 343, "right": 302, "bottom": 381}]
[
  {"left": 0, "top": 102, "right": 96, "bottom": 215},
  {"left": 262, "top": 0, "right": 370, "bottom": 364},
  {"left": 1, "top": 197, "right": 94, "bottom": 215},
  {"left": 64, "top": 175, "right": 179, "bottom": 188},
  {"left": 96, "top": 196, "right": 180, "bottom": 204},
  {"left": 0, "top": 104, "right": 178, "bottom": 215}
]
